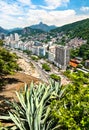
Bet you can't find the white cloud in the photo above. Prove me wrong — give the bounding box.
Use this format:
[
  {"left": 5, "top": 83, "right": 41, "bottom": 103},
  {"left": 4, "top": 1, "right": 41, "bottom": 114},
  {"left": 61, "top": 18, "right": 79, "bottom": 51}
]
[
  {"left": 40, "top": 0, "right": 70, "bottom": 9},
  {"left": 0, "top": 12, "right": 26, "bottom": 29},
  {"left": 17, "top": 0, "right": 36, "bottom": 9},
  {"left": 18, "top": 17, "right": 23, "bottom": 20},
  {"left": 0, "top": 1, "right": 24, "bottom": 16},
  {"left": 0, "top": 0, "right": 26, "bottom": 28},
  {"left": 80, "top": 6, "right": 89, "bottom": 12},
  {"left": 26, "top": 9, "right": 89, "bottom": 27},
  {"left": 0, "top": 0, "right": 89, "bottom": 29},
  {"left": 17, "top": 0, "right": 31, "bottom": 5}
]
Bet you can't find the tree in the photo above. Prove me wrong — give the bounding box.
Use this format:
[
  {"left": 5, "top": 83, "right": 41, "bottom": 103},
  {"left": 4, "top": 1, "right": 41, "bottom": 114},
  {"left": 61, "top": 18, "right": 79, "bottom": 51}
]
[
  {"left": 31, "top": 55, "right": 39, "bottom": 61},
  {"left": 0, "top": 40, "right": 3, "bottom": 46},
  {"left": 70, "top": 44, "right": 89, "bottom": 60},
  {"left": 50, "top": 74, "right": 61, "bottom": 82},
  {"left": 50, "top": 71, "right": 89, "bottom": 130},
  {"left": 50, "top": 83, "right": 89, "bottom": 130},
  {"left": 0, "top": 47, "right": 19, "bottom": 76},
  {"left": 70, "top": 48, "right": 79, "bottom": 58},
  {"left": 79, "top": 44, "right": 89, "bottom": 60},
  {"left": 42, "top": 63, "right": 51, "bottom": 71},
  {"left": 23, "top": 50, "right": 32, "bottom": 55}
]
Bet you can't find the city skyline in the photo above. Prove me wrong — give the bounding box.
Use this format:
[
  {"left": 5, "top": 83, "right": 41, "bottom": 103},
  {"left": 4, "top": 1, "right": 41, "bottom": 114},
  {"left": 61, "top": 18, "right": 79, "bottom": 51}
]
[{"left": 0, "top": 0, "right": 89, "bottom": 29}]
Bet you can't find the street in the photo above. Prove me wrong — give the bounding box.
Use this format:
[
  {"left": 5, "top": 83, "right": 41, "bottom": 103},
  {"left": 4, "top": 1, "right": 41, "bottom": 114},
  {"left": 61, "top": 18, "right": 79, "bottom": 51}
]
[{"left": 5, "top": 46, "right": 70, "bottom": 85}]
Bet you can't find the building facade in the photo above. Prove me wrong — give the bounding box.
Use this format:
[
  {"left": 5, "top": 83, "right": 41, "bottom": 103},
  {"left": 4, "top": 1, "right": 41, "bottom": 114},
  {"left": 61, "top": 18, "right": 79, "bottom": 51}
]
[
  {"left": 55, "top": 45, "right": 70, "bottom": 70},
  {"left": 48, "top": 52, "right": 55, "bottom": 63},
  {"left": 85, "top": 60, "right": 89, "bottom": 68}
]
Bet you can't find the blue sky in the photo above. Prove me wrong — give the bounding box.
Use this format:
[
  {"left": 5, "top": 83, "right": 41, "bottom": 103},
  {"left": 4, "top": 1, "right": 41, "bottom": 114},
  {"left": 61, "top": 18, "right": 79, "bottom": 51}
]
[{"left": 0, "top": 0, "right": 89, "bottom": 29}]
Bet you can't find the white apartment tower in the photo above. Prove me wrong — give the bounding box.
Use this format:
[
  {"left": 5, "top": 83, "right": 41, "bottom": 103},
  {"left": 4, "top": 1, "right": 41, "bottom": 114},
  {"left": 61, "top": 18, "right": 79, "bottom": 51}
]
[
  {"left": 14, "top": 33, "right": 19, "bottom": 41},
  {"left": 55, "top": 45, "right": 70, "bottom": 70}
]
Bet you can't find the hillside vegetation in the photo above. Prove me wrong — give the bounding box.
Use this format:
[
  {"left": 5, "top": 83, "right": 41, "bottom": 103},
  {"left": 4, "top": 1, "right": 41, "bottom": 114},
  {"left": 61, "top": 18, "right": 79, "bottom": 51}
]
[
  {"left": 7, "top": 27, "right": 45, "bottom": 36},
  {"left": 0, "top": 46, "right": 19, "bottom": 76},
  {"left": 70, "top": 44, "right": 89, "bottom": 60},
  {"left": 50, "top": 18, "right": 89, "bottom": 44},
  {"left": 0, "top": 71, "right": 89, "bottom": 129}
]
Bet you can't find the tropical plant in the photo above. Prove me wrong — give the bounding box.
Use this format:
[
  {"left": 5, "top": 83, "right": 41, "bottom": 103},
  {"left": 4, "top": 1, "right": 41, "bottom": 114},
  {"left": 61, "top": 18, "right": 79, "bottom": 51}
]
[
  {"left": 50, "top": 70, "right": 89, "bottom": 129},
  {"left": 70, "top": 44, "right": 89, "bottom": 60},
  {"left": 50, "top": 83, "right": 89, "bottom": 130},
  {"left": 50, "top": 74, "right": 61, "bottom": 82},
  {"left": 0, "top": 47, "right": 19, "bottom": 76},
  {"left": 42, "top": 63, "right": 51, "bottom": 71},
  {"left": 0, "top": 80, "right": 66, "bottom": 130},
  {"left": 31, "top": 55, "right": 39, "bottom": 61},
  {"left": 0, "top": 40, "right": 3, "bottom": 46}
]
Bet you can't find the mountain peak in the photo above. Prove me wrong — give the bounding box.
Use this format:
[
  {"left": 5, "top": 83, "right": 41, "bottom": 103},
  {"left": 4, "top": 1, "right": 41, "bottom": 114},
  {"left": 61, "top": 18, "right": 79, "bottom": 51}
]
[
  {"left": 39, "top": 22, "right": 43, "bottom": 25},
  {"left": 30, "top": 22, "right": 56, "bottom": 32}
]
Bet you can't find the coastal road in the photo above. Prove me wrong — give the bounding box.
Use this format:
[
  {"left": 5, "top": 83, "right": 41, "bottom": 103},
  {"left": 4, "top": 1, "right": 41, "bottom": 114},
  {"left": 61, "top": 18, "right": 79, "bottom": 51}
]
[
  {"left": 32, "top": 61, "right": 49, "bottom": 83},
  {"left": 5, "top": 47, "right": 70, "bottom": 84},
  {"left": 10, "top": 49, "right": 49, "bottom": 83}
]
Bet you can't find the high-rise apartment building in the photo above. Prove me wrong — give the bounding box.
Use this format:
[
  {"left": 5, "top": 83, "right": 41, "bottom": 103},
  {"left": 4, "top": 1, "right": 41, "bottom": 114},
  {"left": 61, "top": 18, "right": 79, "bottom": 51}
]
[
  {"left": 14, "top": 33, "right": 19, "bottom": 41},
  {"left": 0, "top": 33, "right": 5, "bottom": 40},
  {"left": 55, "top": 45, "right": 70, "bottom": 70},
  {"left": 10, "top": 33, "right": 19, "bottom": 42}
]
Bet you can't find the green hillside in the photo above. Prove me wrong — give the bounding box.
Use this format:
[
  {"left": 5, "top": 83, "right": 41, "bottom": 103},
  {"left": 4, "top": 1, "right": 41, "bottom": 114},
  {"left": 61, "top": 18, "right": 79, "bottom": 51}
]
[
  {"left": 7, "top": 27, "right": 45, "bottom": 36},
  {"left": 0, "top": 42, "right": 19, "bottom": 76},
  {"left": 50, "top": 18, "right": 89, "bottom": 44}
]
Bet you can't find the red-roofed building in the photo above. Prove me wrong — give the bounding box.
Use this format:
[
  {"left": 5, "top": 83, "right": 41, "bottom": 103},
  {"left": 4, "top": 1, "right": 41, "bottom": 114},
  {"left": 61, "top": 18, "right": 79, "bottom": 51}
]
[{"left": 69, "top": 61, "right": 78, "bottom": 68}]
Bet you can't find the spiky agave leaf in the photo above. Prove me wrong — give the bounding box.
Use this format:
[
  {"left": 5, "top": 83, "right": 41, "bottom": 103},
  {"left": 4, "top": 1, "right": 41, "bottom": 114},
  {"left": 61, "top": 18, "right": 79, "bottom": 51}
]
[{"left": 0, "top": 80, "right": 64, "bottom": 130}]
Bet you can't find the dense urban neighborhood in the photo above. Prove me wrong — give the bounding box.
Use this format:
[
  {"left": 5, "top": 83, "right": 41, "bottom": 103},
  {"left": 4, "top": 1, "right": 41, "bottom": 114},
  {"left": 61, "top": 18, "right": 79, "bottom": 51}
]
[
  {"left": 2, "top": 19, "right": 89, "bottom": 72},
  {"left": 0, "top": 18, "right": 89, "bottom": 129}
]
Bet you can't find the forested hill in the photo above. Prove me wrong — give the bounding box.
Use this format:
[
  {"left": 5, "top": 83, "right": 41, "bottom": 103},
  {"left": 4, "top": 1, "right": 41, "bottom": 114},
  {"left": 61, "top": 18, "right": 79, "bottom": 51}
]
[
  {"left": 7, "top": 27, "right": 45, "bottom": 36},
  {"left": 0, "top": 41, "right": 19, "bottom": 76},
  {"left": 50, "top": 18, "right": 89, "bottom": 44}
]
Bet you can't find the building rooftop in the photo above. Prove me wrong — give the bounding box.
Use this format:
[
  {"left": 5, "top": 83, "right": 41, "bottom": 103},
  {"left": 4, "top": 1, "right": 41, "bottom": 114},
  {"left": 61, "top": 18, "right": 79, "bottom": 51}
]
[
  {"left": 69, "top": 61, "right": 78, "bottom": 68},
  {"left": 56, "top": 45, "right": 69, "bottom": 49},
  {"left": 85, "top": 60, "right": 89, "bottom": 62}
]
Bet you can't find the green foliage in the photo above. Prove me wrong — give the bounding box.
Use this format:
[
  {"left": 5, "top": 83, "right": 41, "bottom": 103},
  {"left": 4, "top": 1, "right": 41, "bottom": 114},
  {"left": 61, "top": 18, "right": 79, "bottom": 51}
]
[
  {"left": 0, "top": 47, "right": 19, "bottom": 75},
  {"left": 70, "top": 48, "right": 79, "bottom": 58},
  {"left": 8, "top": 27, "right": 45, "bottom": 40},
  {"left": 50, "top": 74, "right": 61, "bottom": 82},
  {"left": 50, "top": 71, "right": 89, "bottom": 130},
  {"left": 70, "top": 44, "right": 89, "bottom": 60},
  {"left": 0, "top": 80, "right": 65, "bottom": 130},
  {"left": 79, "top": 44, "right": 89, "bottom": 60},
  {"left": 50, "top": 18, "right": 89, "bottom": 44},
  {"left": 63, "top": 70, "right": 71, "bottom": 77},
  {"left": 50, "top": 82, "right": 89, "bottom": 130},
  {"left": 50, "top": 70, "right": 89, "bottom": 130},
  {"left": 0, "top": 40, "right": 3, "bottom": 46},
  {"left": 77, "top": 64, "right": 83, "bottom": 68},
  {"left": 23, "top": 50, "right": 32, "bottom": 55},
  {"left": 55, "top": 41, "right": 65, "bottom": 46},
  {"left": 42, "top": 63, "right": 51, "bottom": 71},
  {"left": 31, "top": 55, "right": 39, "bottom": 61},
  {"left": 64, "top": 70, "right": 89, "bottom": 85},
  {"left": 0, "top": 122, "right": 3, "bottom": 127}
]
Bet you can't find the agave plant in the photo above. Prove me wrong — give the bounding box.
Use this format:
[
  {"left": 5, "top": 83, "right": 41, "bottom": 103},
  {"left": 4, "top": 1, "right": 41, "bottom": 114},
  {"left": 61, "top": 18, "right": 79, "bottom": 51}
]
[{"left": 0, "top": 80, "right": 66, "bottom": 130}]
